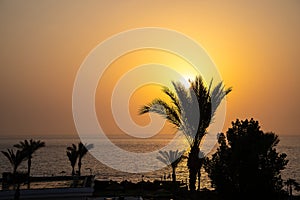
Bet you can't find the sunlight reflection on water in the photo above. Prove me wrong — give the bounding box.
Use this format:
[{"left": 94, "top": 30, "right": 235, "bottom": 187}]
[{"left": 0, "top": 135, "right": 298, "bottom": 193}]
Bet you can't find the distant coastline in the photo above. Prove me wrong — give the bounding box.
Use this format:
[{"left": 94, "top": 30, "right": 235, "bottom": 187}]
[
  {"left": 0, "top": 132, "right": 299, "bottom": 140},
  {"left": 0, "top": 133, "right": 179, "bottom": 140}
]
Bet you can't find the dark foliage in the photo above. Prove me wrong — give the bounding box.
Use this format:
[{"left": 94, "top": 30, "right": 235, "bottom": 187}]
[
  {"left": 204, "top": 119, "right": 288, "bottom": 199},
  {"left": 66, "top": 142, "right": 93, "bottom": 176},
  {"left": 1, "top": 149, "right": 27, "bottom": 175},
  {"left": 14, "top": 139, "right": 45, "bottom": 188}
]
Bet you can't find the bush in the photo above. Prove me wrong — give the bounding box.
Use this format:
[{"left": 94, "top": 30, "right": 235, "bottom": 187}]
[{"left": 204, "top": 119, "right": 288, "bottom": 199}]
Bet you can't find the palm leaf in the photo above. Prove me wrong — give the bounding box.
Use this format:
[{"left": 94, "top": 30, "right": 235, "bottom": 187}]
[{"left": 140, "top": 75, "right": 231, "bottom": 150}]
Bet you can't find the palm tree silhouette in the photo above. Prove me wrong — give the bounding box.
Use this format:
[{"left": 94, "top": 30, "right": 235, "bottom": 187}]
[
  {"left": 1, "top": 149, "right": 27, "bottom": 175},
  {"left": 140, "top": 75, "right": 231, "bottom": 191},
  {"left": 77, "top": 142, "right": 93, "bottom": 176},
  {"left": 67, "top": 142, "right": 93, "bottom": 176},
  {"left": 66, "top": 144, "right": 78, "bottom": 176},
  {"left": 14, "top": 139, "right": 45, "bottom": 187},
  {"left": 1, "top": 149, "right": 27, "bottom": 200},
  {"left": 157, "top": 150, "right": 185, "bottom": 183},
  {"left": 284, "top": 178, "right": 300, "bottom": 198}
]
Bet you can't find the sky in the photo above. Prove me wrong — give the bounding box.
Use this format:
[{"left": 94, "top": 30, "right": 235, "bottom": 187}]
[{"left": 0, "top": 1, "right": 300, "bottom": 138}]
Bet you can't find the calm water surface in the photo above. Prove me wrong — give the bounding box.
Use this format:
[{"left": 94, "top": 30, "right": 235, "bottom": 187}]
[{"left": 0, "top": 135, "right": 299, "bottom": 192}]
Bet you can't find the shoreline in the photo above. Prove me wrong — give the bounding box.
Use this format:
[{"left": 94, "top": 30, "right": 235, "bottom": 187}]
[{"left": 1, "top": 177, "right": 300, "bottom": 200}]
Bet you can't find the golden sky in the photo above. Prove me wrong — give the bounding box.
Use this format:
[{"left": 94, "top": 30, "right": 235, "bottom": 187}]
[{"left": 0, "top": 1, "right": 300, "bottom": 137}]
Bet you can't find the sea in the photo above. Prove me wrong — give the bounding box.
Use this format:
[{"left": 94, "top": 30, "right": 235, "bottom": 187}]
[{"left": 0, "top": 135, "right": 299, "bottom": 193}]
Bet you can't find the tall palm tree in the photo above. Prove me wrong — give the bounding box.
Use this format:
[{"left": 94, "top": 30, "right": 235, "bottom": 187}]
[
  {"left": 77, "top": 142, "right": 93, "bottom": 176},
  {"left": 14, "top": 139, "right": 45, "bottom": 180},
  {"left": 140, "top": 75, "right": 231, "bottom": 191},
  {"left": 157, "top": 150, "right": 185, "bottom": 183},
  {"left": 66, "top": 144, "right": 78, "bottom": 176},
  {"left": 1, "top": 149, "right": 27, "bottom": 175}
]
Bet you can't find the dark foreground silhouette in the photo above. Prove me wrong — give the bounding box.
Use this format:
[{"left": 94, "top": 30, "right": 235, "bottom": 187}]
[{"left": 93, "top": 179, "right": 298, "bottom": 200}]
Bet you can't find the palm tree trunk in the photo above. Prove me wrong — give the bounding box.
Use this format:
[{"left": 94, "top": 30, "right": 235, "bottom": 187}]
[
  {"left": 27, "top": 158, "right": 31, "bottom": 189},
  {"left": 12, "top": 168, "right": 17, "bottom": 190},
  {"left": 72, "top": 167, "right": 75, "bottom": 176},
  {"left": 188, "top": 167, "right": 197, "bottom": 191},
  {"left": 197, "top": 169, "right": 201, "bottom": 191},
  {"left": 172, "top": 167, "right": 176, "bottom": 183},
  {"left": 78, "top": 158, "right": 82, "bottom": 176},
  {"left": 187, "top": 144, "right": 200, "bottom": 191},
  {"left": 14, "top": 183, "right": 20, "bottom": 200}
]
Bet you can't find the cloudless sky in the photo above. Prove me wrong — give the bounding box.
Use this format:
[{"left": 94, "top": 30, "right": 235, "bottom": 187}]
[{"left": 0, "top": 1, "right": 300, "bottom": 138}]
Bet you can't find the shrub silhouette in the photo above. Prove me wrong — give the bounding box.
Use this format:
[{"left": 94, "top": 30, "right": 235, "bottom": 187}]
[{"left": 205, "top": 118, "right": 288, "bottom": 199}]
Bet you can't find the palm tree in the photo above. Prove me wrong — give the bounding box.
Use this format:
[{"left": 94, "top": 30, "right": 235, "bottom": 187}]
[
  {"left": 66, "top": 144, "right": 78, "bottom": 176},
  {"left": 77, "top": 142, "right": 93, "bottom": 176},
  {"left": 1, "top": 149, "right": 27, "bottom": 175},
  {"left": 1, "top": 149, "right": 27, "bottom": 200},
  {"left": 140, "top": 75, "right": 231, "bottom": 191},
  {"left": 14, "top": 139, "right": 45, "bottom": 180},
  {"left": 284, "top": 178, "right": 300, "bottom": 198},
  {"left": 157, "top": 150, "right": 185, "bottom": 183},
  {"left": 67, "top": 142, "right": 93, "bottom": 176}
]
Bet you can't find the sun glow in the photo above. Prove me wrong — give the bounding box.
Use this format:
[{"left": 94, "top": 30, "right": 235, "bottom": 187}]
[
  {"left": 95, "top": 49, "right": 199, "bottom": 135},
  {"left": 182, "top": 73, "right": 198, "bottom": 88}
]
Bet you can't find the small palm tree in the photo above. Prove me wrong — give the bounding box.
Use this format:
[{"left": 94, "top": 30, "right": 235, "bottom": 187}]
[
  {"left": 157, "top": 150, "right": 185, "bottom": 183},
  {"left": 1, "top": 149, "right": 27, "bottom": 200},
  {"left": 284, "top": 178, "right": 300, "bottom": 198},
  {"left": 66, "top": 144, "right": 78, "bottom": 176},
  {"left": 1, "top": 149, "right": 27, "bottom": 175},
  {"left": 14, "top": 139, "right": 45, "bottom": 180},
  {"left": 77, "top": 142, "right": 93, "bottom": 176},
  {"left": 140, "top": 75, "right": 231, "bottom": 191},
  {"left": 67, "top": 142, "right": 93, "bottom": 176}
]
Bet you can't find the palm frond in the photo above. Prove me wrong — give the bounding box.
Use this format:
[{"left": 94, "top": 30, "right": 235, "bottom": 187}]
[
  {"left": 210, "top": 82, "right": 232, "bottom": 121},
  {"left": 1, "top": 150, "right": 14, "bottom": 165},
  {"left": 1, "top": 149, "right": 27, "bottom": 172},
  {"left": 157, "top": 150, "right": 185, "bottom": 167},
  {"left": 139, "top": 98, "right": 181, "bottom": 127},
  {"left": 140, "top": 75, "right": 231, "bottom": 151},
  {"left": 78, "top": 142, "right": 93, "bottom": 158},
  {"left": 162, "top": 86, "right": 181, "bottom": 113}
]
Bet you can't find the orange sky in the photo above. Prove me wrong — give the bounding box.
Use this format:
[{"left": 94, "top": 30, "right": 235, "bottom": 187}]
[{"left": 0, "top": 1, "right": 300, "bottom": 138}]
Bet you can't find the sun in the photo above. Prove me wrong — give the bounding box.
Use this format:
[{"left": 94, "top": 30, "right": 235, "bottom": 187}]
[{"left": 180, "top": 74, "right": 195, "bottom": 88}]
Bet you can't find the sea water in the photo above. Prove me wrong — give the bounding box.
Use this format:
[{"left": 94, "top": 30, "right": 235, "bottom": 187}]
[{"left": 0, "top": 135, "right": 299, "bottom": 193}]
